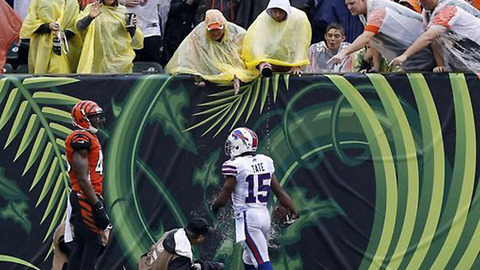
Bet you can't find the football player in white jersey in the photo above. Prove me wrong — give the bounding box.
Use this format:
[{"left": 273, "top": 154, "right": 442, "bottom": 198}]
[{"left": 211, "top": 127, "right": 298, "bottom": 270}]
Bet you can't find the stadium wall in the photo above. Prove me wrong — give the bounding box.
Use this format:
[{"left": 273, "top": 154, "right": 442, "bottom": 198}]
[{"left": 0, "top": 73, "right": 479, "bottom": 269}]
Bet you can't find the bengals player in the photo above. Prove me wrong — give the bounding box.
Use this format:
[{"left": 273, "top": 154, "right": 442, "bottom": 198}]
[{"left": 66, "top": 100, "right": 110, "bottom": 270}]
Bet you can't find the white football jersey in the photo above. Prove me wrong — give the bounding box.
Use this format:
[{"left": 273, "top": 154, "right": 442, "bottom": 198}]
[{"left": 222, "top": 154, "right": 275, "bottom": 215}]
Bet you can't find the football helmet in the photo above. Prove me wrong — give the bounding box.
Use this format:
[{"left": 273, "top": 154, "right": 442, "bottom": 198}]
[
  {"left": 225, "top": 127, "right": 258, "bottom": 158},
  {"left": 71, "top": 100, "right": 104, "bottom": 133}
]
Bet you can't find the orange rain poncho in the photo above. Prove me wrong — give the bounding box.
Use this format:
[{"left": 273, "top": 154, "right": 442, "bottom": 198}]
[
  {"left": 166, "top": 9, "right": 259, "bottom": 83},
  {"left": 242, "top": 0, "right": 312, "bottom": 69},
  {"left": 76, "top": 3, "right": 144, "bottom": 73},
  {"left": 0, "top": 0, "right": 22, "bottom": 73},
  {"left": 20, "top": 0, "right": 82, "bottom": 74}
]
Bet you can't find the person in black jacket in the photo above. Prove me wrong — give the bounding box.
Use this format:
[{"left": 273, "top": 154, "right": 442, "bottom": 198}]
[
  {"left": 138, "top": 217, "right": 224, "bottom": 270},
  {"left": 161, "top": 0, "right": 199, "bottom": 66}
]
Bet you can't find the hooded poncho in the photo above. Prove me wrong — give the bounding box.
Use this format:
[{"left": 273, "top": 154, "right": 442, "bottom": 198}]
[
  {"left": 76, "top": 3, "right": 144, "bottom": 73},
  {"left": 20, "top": 0, "right": 82, "bottom": 73},
  {"left": 166, "top": 9, "right": 259, "bottom": 83},
  {"left": 242, "top": 0, "right": 312, "bottom": 69}
]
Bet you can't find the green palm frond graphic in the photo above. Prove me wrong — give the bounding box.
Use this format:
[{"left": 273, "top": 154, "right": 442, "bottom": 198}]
[
  {"left": 0, "top": 254, "right": 40, "bottom": 270},
  {"left": 0, "top": 77, "right": 80, "bottom": 245},
  {"left": 185, "top": 74, "right": 289, "bottom": 137}
]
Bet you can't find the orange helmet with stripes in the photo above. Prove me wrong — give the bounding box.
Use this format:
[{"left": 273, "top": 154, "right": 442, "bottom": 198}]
[{"left": 71, "top": 100, "right": 104, "bottom": 133}]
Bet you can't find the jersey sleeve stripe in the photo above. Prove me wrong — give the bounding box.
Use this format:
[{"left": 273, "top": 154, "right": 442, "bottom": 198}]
[
  {"left": 80, "top": 208, "right": 95, "bottom": 223},
  {"left": 78, "top": 200, "right": 93, "bottom": 212},
  {"left": 222, "top": 169, "right": 237, "bottom": 173},
  {"left": 222, "top": 165, "right": 237, "bottom": 169},
  {"left": 83, "top": 219, "right": 101, "bottom": 234}
]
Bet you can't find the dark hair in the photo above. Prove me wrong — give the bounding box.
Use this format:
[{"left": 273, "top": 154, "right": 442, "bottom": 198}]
[
  {"left": 102, "top": 0, "right": 119, "bottom": 6},
  {"left": 185, "top": 217, "right": 213, "bottom": 237},
  {"left": 266, "top": 7, "right": 288, "bottom": 21},
  {"left": 325, "top": 23, "right": 346, "bottom": 36}
]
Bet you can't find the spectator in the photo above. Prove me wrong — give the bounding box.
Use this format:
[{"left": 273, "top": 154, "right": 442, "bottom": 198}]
[
  {"left": 85, "top": 0, "right": 150, "bottom": 10},
  {"left": 166, "top": 9, "right": 259, "bottom": 93},
  {"left": 234, "top": 0, "right": 269, "bottom": 29},
  {"left": 290, "top": 0, "right": 316, "bottom": 13},
  {"left": 423, "top": 0, "right": 480, "bottom": 22},
  {"left": 20, "top": 0, "right": 82, "bottom": 73},
  {"left": 127, "top": 0, "right": 169, "bottom": 64},
  {"left": 198, "top": 0, "right": 240, "bottom": 22},
  {"left": 391, "top": 0, "right": 480, "bottom": 72},
  {"left": 310, "top": 0, "right": 364, "bottom": 43},
  {"left": 305, "top": 23, "right": 354, "bottom": 73},
  {"left": 242, "top": 0, "right": 312, "bottom": 76},
  {"left": 161, "top": 0, "right": 199, "bottom": 66},
  {"left": 138, "top": 217, "right": 223, "bottom": 270},
  {"left": 76, "top": 0, "right": 144, "bottom": 73},
  {"left": 329, "top": 0, "right": 436, "bottom": 72},
  {"left": 0, "top": 0, "right": 22, "bottom": 73}
]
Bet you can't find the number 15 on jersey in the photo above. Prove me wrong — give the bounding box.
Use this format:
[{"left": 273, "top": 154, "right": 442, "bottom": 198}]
[{"left": 245, "top": 173, "right": 271, "bottom": 203}]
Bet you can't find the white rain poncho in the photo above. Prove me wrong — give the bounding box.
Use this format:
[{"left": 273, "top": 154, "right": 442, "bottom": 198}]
[
  {"left": 76, "top": 3, "right": 144, "bottom": 73},
  {"left": 242, "top": 0, "right": 312, "bottom": 69},
  {"left": 305, "top": 41, "right": 354, "bottom": 73},
  {"left": 166, "top": 9, "right": 259, "bottom": 83},
  {"left": 423, "top": 0, "right": 480, "bottom": 22},
  {"left": 428, "top": 3, "right": 480, "bottom": 72},
  {"left": 363, "top": 0, "right": 434, "bottom": 71}
]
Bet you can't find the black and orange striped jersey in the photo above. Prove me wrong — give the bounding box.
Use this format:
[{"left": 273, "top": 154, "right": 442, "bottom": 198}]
[{"left": 66, "top": 130, "right": 104, "bottom": 195}]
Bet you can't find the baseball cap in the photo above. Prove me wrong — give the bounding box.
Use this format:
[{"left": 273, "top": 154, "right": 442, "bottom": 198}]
[
  {"left": 207, "top": 21, "right": 224, "bottom": 30},
  {"left": 186, "top": 217, "right": 214, "bottom": 236}
]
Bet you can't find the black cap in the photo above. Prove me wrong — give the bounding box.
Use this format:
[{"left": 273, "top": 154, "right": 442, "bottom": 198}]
[{"left": 186, "top": 217, "right": 214, "bottom": 236}]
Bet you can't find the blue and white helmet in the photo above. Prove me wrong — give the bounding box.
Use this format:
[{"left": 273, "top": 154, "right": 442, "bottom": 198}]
[{"left": 225, "top": 127, "right": 258, "bottom": 158}]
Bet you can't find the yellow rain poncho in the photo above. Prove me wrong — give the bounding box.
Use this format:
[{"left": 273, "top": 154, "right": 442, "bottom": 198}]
[
  {"left": 20, "top": 0, "right": 82, "bottom": 74},
  {"left": 242, "top": 0, "right": 312, "bottom": 69},
  {"left": 165, "top": 9, "right": 259, "bottom": 84},
  {"left": 77, "top": 3, "right": 144, "bottom": 74}
]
